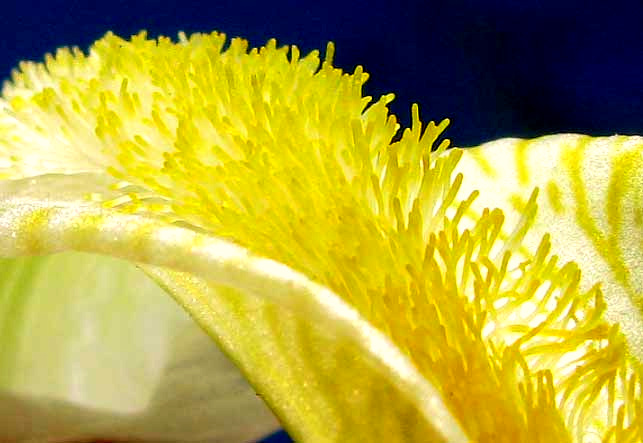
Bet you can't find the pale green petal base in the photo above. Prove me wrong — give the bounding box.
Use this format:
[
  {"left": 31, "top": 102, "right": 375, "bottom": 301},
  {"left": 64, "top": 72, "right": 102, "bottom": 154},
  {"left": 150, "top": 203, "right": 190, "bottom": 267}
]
[{"left": 0, "top": 251, "right": 278, "bottom": 442}]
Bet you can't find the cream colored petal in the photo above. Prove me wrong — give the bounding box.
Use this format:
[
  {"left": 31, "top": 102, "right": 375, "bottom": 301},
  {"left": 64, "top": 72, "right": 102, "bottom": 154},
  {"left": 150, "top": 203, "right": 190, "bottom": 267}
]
[{"left": 455, "top": 134, "right": 643, "bottom": 358}]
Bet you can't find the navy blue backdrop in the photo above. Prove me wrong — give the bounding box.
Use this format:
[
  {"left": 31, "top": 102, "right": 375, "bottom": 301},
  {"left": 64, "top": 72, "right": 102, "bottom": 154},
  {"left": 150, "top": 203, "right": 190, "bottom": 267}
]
[
  {"left": 1, "top": 1, "right": 641, "bottom": 147},
  {"left": 1, "top": 1, "right": 640, "bottom": 442}
]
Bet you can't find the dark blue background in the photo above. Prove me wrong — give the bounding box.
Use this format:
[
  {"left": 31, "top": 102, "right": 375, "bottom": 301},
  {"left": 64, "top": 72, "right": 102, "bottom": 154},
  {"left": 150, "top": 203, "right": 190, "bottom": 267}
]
[
  {"left": 1, "top": 1, "right": 640, "bottom": 442},
  {"left": 1, "top": 1, "right": 641, "bottom": 148}
]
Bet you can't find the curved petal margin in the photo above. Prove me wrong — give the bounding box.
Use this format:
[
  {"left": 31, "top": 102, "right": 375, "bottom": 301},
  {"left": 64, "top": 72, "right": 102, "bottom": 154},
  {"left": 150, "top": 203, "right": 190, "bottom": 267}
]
[{"left": 0, "top": 173, "right": 468, "bottom": 442}]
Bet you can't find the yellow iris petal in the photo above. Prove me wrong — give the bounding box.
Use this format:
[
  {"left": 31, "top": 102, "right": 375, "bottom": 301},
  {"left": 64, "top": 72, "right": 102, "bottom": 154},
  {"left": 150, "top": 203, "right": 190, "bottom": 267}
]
[{"left": 0, "top": 31, "right": 641, "bottom": 442}]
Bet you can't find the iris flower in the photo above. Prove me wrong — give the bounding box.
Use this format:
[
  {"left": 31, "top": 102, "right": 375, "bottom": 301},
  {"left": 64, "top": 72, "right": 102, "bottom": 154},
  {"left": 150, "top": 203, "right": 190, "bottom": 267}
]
[{"left": 0, "top": 31, "right": 641, "bottom": 443}]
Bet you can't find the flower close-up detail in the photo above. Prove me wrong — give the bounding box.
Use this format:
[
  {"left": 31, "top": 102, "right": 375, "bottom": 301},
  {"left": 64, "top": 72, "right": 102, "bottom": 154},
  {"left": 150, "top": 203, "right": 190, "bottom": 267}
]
[{"left": 0, "top": 31, "right": 641, "bottom": 442}]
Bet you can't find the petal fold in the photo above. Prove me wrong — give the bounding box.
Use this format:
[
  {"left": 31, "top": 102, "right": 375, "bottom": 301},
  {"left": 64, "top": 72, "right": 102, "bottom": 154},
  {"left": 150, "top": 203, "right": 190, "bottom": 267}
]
[{"left": 0, "top": 172, "right": 467, "bottom": 442}]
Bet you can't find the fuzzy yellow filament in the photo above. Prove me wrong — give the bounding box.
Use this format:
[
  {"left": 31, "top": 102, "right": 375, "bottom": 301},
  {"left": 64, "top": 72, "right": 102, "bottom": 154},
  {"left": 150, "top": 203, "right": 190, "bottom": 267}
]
[{"left": 0, "top": 31, "right": 641, "bottom": 442}]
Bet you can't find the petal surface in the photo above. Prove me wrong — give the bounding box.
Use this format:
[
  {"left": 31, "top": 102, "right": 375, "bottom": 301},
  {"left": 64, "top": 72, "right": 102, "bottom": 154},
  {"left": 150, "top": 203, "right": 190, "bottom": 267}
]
[
  {"left": 456, "top": 135, "right": 643, "bottom": 357},
  {"left": 0, "top": 173, "right": 467, "bottom": 442}
]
